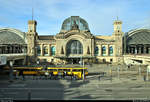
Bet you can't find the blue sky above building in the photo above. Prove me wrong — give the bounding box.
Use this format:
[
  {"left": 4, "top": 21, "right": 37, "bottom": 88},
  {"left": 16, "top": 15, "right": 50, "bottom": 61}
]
[{"left": 0, "top": 0, "right": 150, "bottom": 35}]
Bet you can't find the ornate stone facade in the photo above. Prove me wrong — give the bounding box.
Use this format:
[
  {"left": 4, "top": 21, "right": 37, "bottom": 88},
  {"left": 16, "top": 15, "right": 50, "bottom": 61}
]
[
  {"left": 1, "top": 16, "right": 150, "bottom": 65},
  {"left": 27, "top": 16, "right": 124, "bottom": 64}
]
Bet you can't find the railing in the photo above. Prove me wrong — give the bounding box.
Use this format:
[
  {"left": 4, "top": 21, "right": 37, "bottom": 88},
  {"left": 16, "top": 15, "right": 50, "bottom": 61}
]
[
  {"left": 124, "top": 54, "right": 150, "bottom": 57},
  {"left": 0, "top": 53, "right": 27, "bottom": 56},
  {"left": 124, "top": 53, "right": 150, "bottom": 56}
]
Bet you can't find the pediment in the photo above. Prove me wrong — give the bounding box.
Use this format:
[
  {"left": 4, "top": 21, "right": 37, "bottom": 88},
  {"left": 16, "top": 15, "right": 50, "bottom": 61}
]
[{"left": 55, "top": 30, "right": 93, "bottom": 39}]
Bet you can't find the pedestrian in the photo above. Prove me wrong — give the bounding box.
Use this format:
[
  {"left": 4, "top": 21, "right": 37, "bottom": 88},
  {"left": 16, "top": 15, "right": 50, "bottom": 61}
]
[
  {"left": 90, "top": 63, "right": 92, "bottom": 67},
  {"left": 128, "top": 65, "right": 130, "bottom": 69},
  {"left": 102, "top": 72, "right": 105, "bottom": 77},
  {"left": 45, "top": 71, "right": 49, "bottom": 80},
  {"left": 15, "top": 70, "right": 18, "bottom": 79},
  {"left": 144, "top": 75, "right": 146, "bottom": 81},
  {"left": 50, "top": 72, "right": 53, "bottom": 79},
  {"left": 73, "top": 75, "right": 76, "bottom": 80},
  {"left": 49, "top": 73, "right": 51, "bottom": 79},
  {"left": 99, "top": 75, "right": 101, "bottom": 81},
  {"left": 22, "top": 70, "right": 25, "bottom": 80},
  {"left": 58, "top": 72, "right": 61, "bottom": 79},
  {"left": 19, "top": 70, "right": 24, "bottom": 80},
  {"left": 63, "top": 71, "right": 66, "bottom": 79}
]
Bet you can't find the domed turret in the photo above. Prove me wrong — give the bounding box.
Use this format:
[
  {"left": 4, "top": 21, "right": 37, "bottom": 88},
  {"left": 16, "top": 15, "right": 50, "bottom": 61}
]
[{"left": 61, "top": 16, "right": 90, "bottom": 32}]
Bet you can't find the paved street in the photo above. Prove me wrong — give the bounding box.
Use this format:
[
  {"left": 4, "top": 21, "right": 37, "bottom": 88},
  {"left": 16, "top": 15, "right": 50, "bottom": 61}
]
[
  {"left": 0, "top": 64, "right": 150, "bottom": 100},
  {"left": 0, "top": 74, "right": 150, "bottom": 100}
]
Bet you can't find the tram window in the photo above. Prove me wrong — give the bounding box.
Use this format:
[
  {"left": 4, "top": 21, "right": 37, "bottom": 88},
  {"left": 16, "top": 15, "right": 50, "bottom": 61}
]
[
  {"left": 78, "top": 69, "right": 81, "bottom": 71},
  {"left": 65, "top": 69, "right": 70, "bottom": 72},
  {"left": 58, "top": 69, "right": 63, "bottom": 71},
  {"left": 72, "top": 69, "right": 76, "bottom": 71},
  {"left": 30, "top": 69, "right": 34, "bottom": 71},
  {"left": 73, "top": 69, "right": 81, "bottom": 71},
  {"left": 84, "top": 69, "right": 88, "bottom": 71},
  {"left": 53, "top": 69, "right": 57, "bottom": 71},
  {"left": 49, "top": 69, "right": 53, "bottom": 71}
]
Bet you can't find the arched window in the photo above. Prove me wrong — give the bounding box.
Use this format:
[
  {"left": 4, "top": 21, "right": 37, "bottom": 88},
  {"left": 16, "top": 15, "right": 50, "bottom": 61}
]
[
  {"left": 103, "top": 59, "right": 106, "bottom": 63},
  {"left": 102, "top": 46, "right": 106, "bottom": 56},
  {"left": 51, "top": 46, "right": 56, "bottom": 56},
  {"left": 109, "top": 46, "right": 113, "bottom": 56},
  {"left": 37, "top": 45, "right": 41, "bottom": 56},
  {"left": 94, "top": 46, "right": 99, "bottom": 56},
  {"left": 44, "top": 46, "right": 48, "bottom": 56},
  {"left": 66, "top": 40, "right": 83, "bottom": 55}
]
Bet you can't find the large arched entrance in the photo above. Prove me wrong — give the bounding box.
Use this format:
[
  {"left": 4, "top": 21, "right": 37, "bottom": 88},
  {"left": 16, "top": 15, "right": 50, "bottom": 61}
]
[{"left": 66, "top": 40, "right": 83, "bottom": 64}]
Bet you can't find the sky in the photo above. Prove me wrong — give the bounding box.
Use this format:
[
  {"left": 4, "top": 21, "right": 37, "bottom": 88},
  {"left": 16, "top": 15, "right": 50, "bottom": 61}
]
[{"left": 0, "top": 0, "right": 150, "bottom": 35}]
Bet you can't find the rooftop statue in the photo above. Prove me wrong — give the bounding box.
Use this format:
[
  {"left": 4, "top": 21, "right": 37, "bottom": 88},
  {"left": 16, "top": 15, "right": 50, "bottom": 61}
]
[{"left": 71, "top": 20, "right": 79, "bottom": 30}]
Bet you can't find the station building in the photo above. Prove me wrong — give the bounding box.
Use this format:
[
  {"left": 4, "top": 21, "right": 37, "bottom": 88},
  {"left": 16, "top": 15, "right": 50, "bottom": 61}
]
[{"left": 0, "top": 16, "right": 150, "bottom": 65}]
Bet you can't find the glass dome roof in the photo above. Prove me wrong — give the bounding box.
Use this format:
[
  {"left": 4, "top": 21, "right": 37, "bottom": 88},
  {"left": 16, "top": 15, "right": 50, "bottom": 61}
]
[
  {"left": 61, "top": 16, "right": 90, "bottom": 31},
  {"left": 0, "top": 28, "right": 26, "bottom": 44},
  {"left": 126, "top": 29, "right": 150, "bottom": 45}
]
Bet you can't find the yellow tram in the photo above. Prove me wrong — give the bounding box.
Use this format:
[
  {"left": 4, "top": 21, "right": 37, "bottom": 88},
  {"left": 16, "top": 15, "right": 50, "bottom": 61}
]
[
  {"left": 4, "top": 66, "right": 88, "bottom": 79},
  {"left": 46, "top": 67, "right": 88, "bottom": 79}
]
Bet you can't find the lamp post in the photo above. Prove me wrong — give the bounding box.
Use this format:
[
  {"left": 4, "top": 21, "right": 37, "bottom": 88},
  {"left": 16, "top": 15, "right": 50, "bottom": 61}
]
[
  {"left": 146, "top": 66, "right": 150, "bottom": 81},
  {"left": 9, "top": 60, "right": 14, "bottom": 82},
  {"left": 81, "top": 56, "right": 85, "bottom": 80},
  {"left": 139, "top": 65, "right": 141, "bottom": 78},
  {"left": 117, "top": 66, "right": 120, "bottom": 80},
  {"left": 109, "top": 65, "right": 112, "bottom": 82}
]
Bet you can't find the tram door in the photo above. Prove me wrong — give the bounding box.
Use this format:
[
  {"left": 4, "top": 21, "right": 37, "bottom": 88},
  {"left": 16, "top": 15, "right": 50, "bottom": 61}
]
[
  {"left": 66, "top": 58, "right": 80, "bottom": 64},
  {"left": 72, "top": 58, "right": 80, "bottom": 64}
]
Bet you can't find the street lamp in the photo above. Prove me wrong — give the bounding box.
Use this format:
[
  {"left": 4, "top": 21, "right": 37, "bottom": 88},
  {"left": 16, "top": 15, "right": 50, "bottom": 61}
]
[
  {"left": 83, "top": 59, "right": 85, "bottom": 80},
  {"left": 139, "top": 65, "right": 141, "bottom": 78},
  {"left": 117, "top": 66, "right": 120, "bottom": 80},
  {"left": 81, "top": 56, "right": 85, "bottom": 80},
  {"left": 146, "top": 65, "right": 150, "bottom": 81},
  {"left": 9, "top": 60, "right": 14, "bottom": 82},
  {"left": 109, "top": 65, "right": 112, "bottom": 82}
]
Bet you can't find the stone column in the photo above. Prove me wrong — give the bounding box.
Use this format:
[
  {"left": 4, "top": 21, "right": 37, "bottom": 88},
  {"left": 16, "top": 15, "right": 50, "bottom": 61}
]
[
  {"left": 91, "top": 39, "right": 95, "bottom": 56},
  {"left": 13, "top": 46, "right": 16, "bottom": 53},
  {"left": 41, "top": 44, "right": 43, "bottom": 56},
  {"left": 128, "top": 46, "right": 130, "bottom": 54},
  {"left": 135, "top": 46, "right": 137, "bottom": 54},
  {"left": 106, "top": 45, "right": 109, "bottom": 56},
  {"left": 0, "top": 47, "right": 1, "bottom": 54},
  {"left": 5, "top": 46, "right": 8, "bottom": 54},
  {"left": 4, "top": 46, "right": 5, "bottom": 53},
  {"left": 99, "top": 45, "right": 102, "bottom": 56},
  {"left": 10, "top": 46, "right": 12, "bottom": 53},
  {"left": 127, "top": 46, "right": 129, "bottom": 54},
  {"left": 126, "top": 46, "right": 128, "bottom": 54},
  {"left": 144, "top": 46, "right": 147, "bottom": 54},
  {"left": 2, "top": 46, "right": 4, "bottom": 54},
  {"left": 148, "top": 47, "right": 150, "bottom": 54},
  {"left": 129, "top": 47, "right": 132, "bottom": 54},
  {"left": 48, "top": 44, "right": 50, "bottom": 56},
  {"left": 50, "top": 44, "right": 51, "bottom": 56},
  {"left": 134, "top": 47, "right": 136, "bottom": 54},
  {"left": 132, "top": 47, "right": 134, "bottom": 54},
  {"left": 131, "top": 47, "right": 134, "bottom": 54},
  {"left": 138, "top": 46, "right": 141, "bottom": 54}
]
